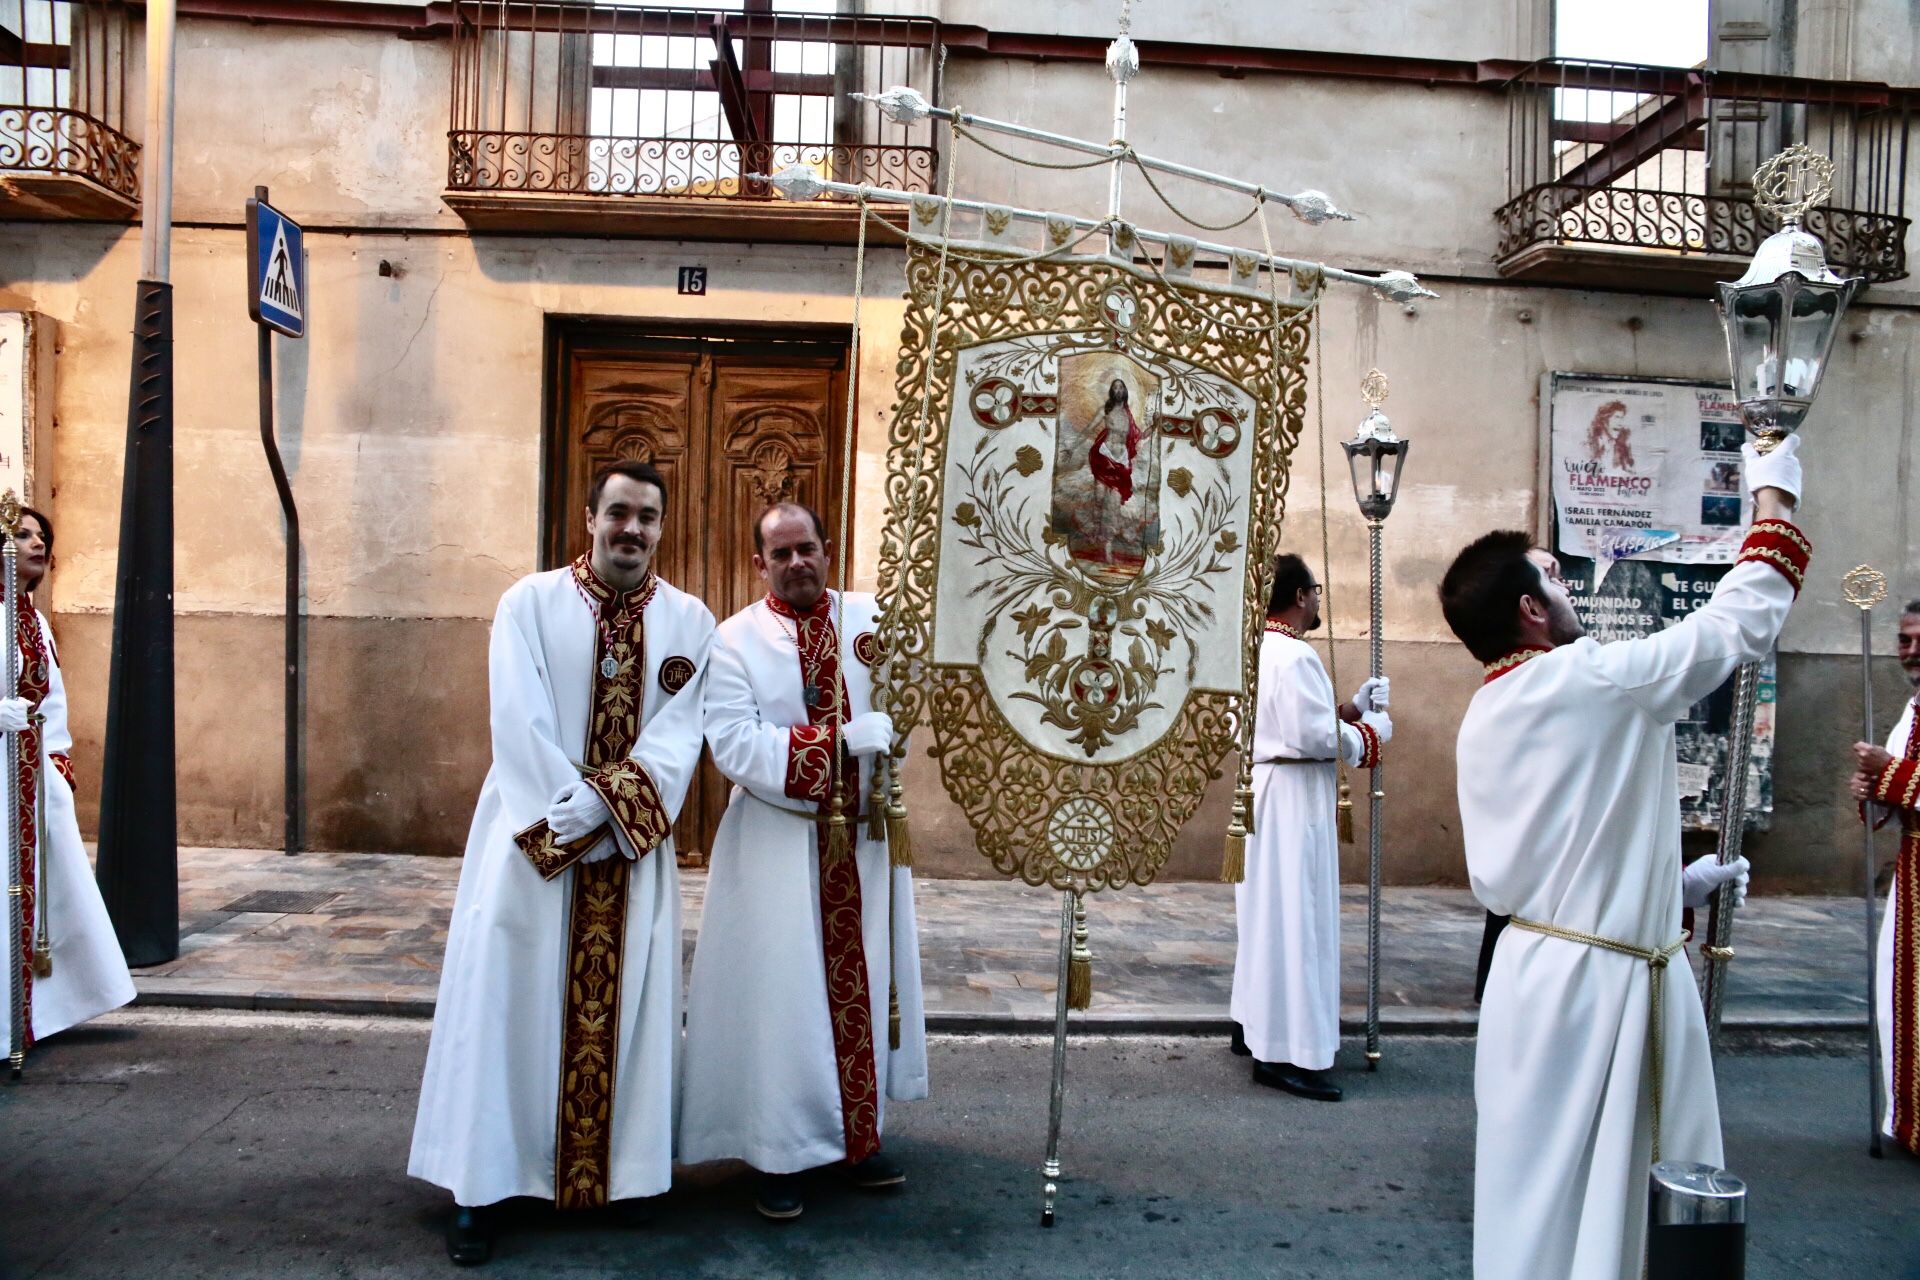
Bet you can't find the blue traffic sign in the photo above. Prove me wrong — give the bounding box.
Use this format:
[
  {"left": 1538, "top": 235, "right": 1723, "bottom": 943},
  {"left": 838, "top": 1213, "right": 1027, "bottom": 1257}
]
[{"left": 247, "top": 196, "right": 306, "bottom": 338}]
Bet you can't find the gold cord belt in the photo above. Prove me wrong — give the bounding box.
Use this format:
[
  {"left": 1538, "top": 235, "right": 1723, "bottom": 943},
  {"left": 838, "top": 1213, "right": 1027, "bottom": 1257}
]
[{"left": 1507, "top": 917, "right": 1689, "bottom": 1163}]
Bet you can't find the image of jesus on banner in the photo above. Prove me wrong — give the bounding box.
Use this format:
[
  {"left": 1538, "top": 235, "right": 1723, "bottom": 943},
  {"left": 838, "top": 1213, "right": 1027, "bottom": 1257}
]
[{"left": 1051, "top": 352, "right": 1161, "bottom": 579}]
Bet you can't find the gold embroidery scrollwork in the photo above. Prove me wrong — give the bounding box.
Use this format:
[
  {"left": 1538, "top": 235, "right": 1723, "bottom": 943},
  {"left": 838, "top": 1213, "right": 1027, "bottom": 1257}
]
[{"left": 875, "top": 247, "right": 1310, "bottom": 892}]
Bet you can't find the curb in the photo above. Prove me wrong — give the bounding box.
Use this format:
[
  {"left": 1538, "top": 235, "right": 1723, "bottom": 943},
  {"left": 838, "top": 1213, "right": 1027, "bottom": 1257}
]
[{"left": 132, "top": 985, "right": 1867, "bottom": 1042}]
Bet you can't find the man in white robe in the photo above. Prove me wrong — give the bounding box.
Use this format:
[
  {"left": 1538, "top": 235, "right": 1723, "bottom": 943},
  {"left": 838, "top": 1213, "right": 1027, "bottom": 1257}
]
[
  {"left": 409, "top": 462, "right": 713, "bottom": 1265},
  {"left": 1849, "top": 598, "right": 1920, "bottom": 1155},
  {"left": 679, "top": 501, "right": 928, "bottom": 1221},
  {"left": 1440, "top": 438, "right": 1804, "bottom": 1280},
  {"left": 1, "top": 507, "right": 135, "bottom": 1065},
  {"left": 1230, "top": 552, "right": 1390, "bottom": 1101}
]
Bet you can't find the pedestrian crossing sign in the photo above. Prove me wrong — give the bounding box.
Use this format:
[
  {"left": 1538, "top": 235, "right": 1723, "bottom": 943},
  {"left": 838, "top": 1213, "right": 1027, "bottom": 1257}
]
[{"left": 246, "top": 196, "right": 306, "bottom": 338}]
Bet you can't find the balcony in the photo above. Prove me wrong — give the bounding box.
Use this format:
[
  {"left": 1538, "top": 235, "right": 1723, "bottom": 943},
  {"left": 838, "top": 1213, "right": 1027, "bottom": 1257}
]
[
  {"left": 444, "top": 0, "right": 941, "bottom": 243},
  {"left": 1497, "top": 60, "right": 1910, "bottom": 293},
  {"left": 0, "top": 0, "right": 138, "bottom": 220}
]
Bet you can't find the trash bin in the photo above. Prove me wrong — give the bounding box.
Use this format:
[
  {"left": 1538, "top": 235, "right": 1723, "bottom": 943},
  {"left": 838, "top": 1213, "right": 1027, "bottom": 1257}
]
[{"left": 1647, "top": 1161, "right": 1745, "bottom": 1280}]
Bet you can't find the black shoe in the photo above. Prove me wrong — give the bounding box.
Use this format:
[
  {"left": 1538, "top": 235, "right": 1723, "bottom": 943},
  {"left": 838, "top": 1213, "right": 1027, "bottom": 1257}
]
[
  {"left": 445, "top": 1205, "right": 493, "bottom": 1267},
  {"left": 845, "top": 1152, "right": 906, "bottom": 1189},
  {"left": 1252, "top": 1060, "right": 1343, "bottom": 1102},
  {"left": 1229, "top": 1022, "right": 1251, "bottom": 1057},
  {"left": 755, "top": 1173, "right": 805, "bottom": 1221}
]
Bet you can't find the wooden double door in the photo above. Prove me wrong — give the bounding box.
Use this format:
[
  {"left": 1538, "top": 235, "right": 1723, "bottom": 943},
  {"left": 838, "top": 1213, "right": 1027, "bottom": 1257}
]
[{"left": 546, "top": 322, "right": 851, "bottom": 862}]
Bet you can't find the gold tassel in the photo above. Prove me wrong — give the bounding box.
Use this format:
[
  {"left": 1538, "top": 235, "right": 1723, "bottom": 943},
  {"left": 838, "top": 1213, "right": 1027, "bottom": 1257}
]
[
  {"left": 888, "top": 981, "right": 902, "bottom": 1050},
  {"left": 886, "top": 800, "right": 913, "bottom": 869},
  {"left": 32, "top": 949, "right": 50, "bottom": 979},
  {"left": 1337, "top": 773, "right": 1356, "bottom": 845},
  {"left": 826, "top": 811, "right": 853, "bottom": 865},
  {"left": 1066, "top": 894, "right": 1093, "bottom": 1010},
  {"left": 1220, "top": 792, "right": 1249, "bottom": 884},
  {"left": 866, "top": 800, "right": 886, "bottom": 841}
]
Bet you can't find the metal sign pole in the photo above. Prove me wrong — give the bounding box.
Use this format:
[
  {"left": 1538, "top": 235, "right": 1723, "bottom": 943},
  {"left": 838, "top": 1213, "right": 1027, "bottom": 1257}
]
[{"left": 248, "top": 185, "right": 304, "bottom": 858}]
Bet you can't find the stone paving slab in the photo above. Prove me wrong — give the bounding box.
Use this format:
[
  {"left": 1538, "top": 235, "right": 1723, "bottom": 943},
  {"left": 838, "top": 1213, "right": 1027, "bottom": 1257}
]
[{"left": 124, "top": 847, "right": 1874, "bottom": 1030}]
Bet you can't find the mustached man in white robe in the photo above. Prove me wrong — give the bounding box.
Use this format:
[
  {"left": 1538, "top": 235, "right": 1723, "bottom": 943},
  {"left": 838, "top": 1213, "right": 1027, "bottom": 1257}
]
[
  {"left": 1849, "top": 602, "right": 1920, "bottom": 1155},
  {"left": 1230, "top": 553, "right": 1389, "bottom": 1102},
  {"left": 409, "top": 465, "right": 713, "bottom": 1265},
  {"left": 679, "top": 502, "right": 927, "bottom": 1222},
  {"left": 1, "top": 507, "right": 134, "bottom": 1064},
  {"left": 1441, "top": 439, "right": 1804, "bottom": 1280}
]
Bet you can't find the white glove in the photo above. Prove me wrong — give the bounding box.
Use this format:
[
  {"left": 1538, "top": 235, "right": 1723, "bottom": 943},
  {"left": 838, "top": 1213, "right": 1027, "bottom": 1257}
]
[
  {"left": 547, "top": 780, "right": 612, "bottom": 843},
  {"left": 0, "top": 697, "right": 29, "bottom": 733},
  {"left": 579, "top": 834, "right": 620, "bottom": 865},
  {"left": 1741, "top": 435, "right": 1802, "bottom": 505},
  {"left": 1358, "top": 709, "right": 1392, "bottom": 746},
  {"left": 842, "top": 712, "right": 894, "bottom": 759},
  {"left": 1352, "top": 676, "right": 1390, "bottom": 713},
  {"left": 1682, "top": 855, "right": 1749, "bottom": 910}
]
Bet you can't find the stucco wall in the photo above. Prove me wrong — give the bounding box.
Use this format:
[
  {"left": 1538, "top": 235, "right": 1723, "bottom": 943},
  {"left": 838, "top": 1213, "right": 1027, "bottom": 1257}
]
[{"left": 1, "top": 8, "right": 1916, "bottom": 886}]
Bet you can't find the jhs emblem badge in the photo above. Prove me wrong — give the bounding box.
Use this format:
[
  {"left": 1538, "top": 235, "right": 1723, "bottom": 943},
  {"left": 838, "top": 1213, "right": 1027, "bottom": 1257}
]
[
  {"left": 659, "top": 655, "right": 696, "bottom": 695},
  {"left": 852, "top": 631, "right": 880, "bottom": 667}
]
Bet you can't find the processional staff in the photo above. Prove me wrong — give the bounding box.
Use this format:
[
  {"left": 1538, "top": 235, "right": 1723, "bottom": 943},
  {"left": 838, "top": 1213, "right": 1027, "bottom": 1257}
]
[
  {"left": 4, "top": 489, "right": 26, "bottom": 1079},
  {"left": 1341, "top": 371, "right": 1410, "bottom": 1070},
  {"left": 1697, "top": 145, "right": 1863, "bottom": 1040},
  {"left": 1843, "top": 564, "right": 1889, "bottom": 1158}
]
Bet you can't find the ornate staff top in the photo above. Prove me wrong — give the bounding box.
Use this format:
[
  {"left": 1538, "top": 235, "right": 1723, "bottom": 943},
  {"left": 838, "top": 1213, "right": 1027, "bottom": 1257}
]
[
  {"left": 1753, "top": 144, "right": 1835, "bottom": 229},
  {"left": 1842, "top": 564, "right": 1889, "bottom": 611},
  {"left": 0, "top": 489, "right": 22, "bottom": 540},
  {"left": 1360, "top": 368, "right": 1390, "bottom": 410}
]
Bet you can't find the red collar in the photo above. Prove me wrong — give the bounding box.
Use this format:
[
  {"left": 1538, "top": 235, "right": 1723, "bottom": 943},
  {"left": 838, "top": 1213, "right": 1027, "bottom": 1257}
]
[
  {"left": 1263, "top": 619, "right": 1301, "bottom": 639},
  {"left": 765, "top": 591, "right": 834, "bottom": 623},
  {"left": 1482, "top": 645, "right": 1553, "bottom": 684},
  {"left": 570, "top": 555, "right": 655, "bottom": 612}
]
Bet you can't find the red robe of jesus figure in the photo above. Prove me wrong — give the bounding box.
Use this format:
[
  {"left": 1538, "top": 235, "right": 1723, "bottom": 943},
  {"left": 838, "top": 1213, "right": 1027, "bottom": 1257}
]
[{"left": 1088, "top": 378, "right": 1141, "bottom": 504}]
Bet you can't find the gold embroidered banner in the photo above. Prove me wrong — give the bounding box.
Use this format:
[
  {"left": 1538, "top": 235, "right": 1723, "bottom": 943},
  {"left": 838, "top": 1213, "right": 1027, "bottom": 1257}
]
[{"left": 874, "top": 247, "right": 1312, "bottom": 891}]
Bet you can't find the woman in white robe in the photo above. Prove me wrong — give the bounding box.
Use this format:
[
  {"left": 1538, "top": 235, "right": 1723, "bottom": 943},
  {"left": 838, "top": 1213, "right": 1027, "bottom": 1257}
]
[{"left": 0, "top": 609, "right": 136, "bottom": 1059}]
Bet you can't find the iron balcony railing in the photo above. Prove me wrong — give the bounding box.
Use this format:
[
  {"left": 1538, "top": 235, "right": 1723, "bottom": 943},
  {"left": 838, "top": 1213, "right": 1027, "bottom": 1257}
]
[
  {"left": 447, "top": 0, "right": 941, "bottom": 201},
  {"left": 1499, "top": 59, "right": 1911, "bottom": 283},
  {"left": 0, "top": 0, "right": 138, "bottom": 203}
]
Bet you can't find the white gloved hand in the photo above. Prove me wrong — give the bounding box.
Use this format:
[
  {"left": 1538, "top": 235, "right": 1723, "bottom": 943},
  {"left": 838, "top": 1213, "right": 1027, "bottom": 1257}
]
[
  {"left": 547, "top": 780, "right": 612, "bottom": 843},
  {"left": 0, "top": 697, "right": 29, "bottom": 733},
  {"left": 1682, "top": 854, "right": 1750, "bottom": 910},
  {"left": 1352, "top": 676, "right": 1391, "bottom": 713},
  {"left": 842, "top": 712, "right": 895, "bottom": 759},
  {"left": 579, "top": 834, "right": 620, "bottom": 865},
  {"left": 1359, "top": 709, "right": 1393, "bottom": 746},
  {"left": 1741, "top": 434, "right": 1802, "bottom": 505}
]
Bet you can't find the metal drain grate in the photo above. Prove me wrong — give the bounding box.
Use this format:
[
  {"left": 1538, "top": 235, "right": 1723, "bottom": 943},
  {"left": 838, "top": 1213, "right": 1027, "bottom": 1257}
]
[{"left": 218, "top": 889, "right": 340, "bottom": 915}]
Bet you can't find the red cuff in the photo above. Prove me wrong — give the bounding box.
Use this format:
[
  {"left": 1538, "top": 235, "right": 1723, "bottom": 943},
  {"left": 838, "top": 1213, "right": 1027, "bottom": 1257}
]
[
  {"left": 514, "top": 819, "right": 603, "bottom": 881},
  {"left": 785, "top": 724, "right": 836, "bottom": 805},
  {"left": 1735, "top": 519, "right": 1811, "bottom": 595},
  {"left": 584, "top": 761, "right": 673, "bottom": 859},
  {"left": 1353, "top": 721, "right": 1382, "bottom": 770},
  {"left": 50, "top": 753, "right": 73, "bottom": 790},
  {"left": 1872, "top": 758, "right": 1920, "bottom": 812}
]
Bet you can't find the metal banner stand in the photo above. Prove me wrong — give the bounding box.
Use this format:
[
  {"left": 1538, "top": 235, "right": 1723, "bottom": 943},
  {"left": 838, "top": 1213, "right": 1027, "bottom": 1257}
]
[{"left": 1843, "top": 564, "right": 1889, "bottom": 1158}]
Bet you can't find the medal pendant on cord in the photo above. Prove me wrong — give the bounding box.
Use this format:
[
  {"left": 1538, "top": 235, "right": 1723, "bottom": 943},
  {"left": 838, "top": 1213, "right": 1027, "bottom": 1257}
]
[
  {"left": 601, "top": 653, "right": 620, "bottom": 680},
  {"left": 804, "top": 682, "right": 821, "bottom": 707}
]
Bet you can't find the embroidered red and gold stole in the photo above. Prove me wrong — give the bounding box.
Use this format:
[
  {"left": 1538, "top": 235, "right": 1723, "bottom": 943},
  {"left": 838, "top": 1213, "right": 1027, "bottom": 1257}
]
[
  {"left": 1866, "top": 707, "right": 1920, "bottom": 1153},
  {"left": 11, "top": 602, "right": 47, "bottom": 1044},
  {"left": 770, "top": 592, "right": 881, "bottom": 1165},
  {"left": 508, "top": 558, "right": 674, "bottom": 1210}
]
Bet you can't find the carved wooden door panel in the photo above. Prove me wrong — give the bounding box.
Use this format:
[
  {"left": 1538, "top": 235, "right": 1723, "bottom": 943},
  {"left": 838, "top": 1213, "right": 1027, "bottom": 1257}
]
[{"left": 549, "top": 328, "right": 849, "bottom": 863}]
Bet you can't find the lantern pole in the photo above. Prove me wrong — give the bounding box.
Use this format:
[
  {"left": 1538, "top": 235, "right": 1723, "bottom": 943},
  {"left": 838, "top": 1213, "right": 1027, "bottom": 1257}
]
[
  {"left": 1698, "top": 145, "right": 1863, "bottom": 1041},
  {"left": 1342, "top": 369, "right": 1408, "bottom": 1071}
]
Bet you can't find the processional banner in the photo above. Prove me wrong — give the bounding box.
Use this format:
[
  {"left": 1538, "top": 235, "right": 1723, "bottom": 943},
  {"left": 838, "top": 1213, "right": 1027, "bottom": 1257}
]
[{"left": 874, "top": 239, "right": 1312, "bottom": 891}]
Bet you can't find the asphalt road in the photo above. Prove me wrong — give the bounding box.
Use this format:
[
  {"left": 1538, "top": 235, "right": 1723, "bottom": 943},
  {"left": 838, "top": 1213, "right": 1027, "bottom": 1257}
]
[{"left": 1, "top": 1010, "right": 1915, "bottom": 1278}]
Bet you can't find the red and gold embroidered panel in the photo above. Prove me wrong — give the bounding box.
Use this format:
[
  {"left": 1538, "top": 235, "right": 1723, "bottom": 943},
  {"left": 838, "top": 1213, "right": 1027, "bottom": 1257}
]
[
  {"left": 1884, "top": 710, "right": 1920, "bottom": 1153},
  {"left": 12, "top": 604, "right": 47, "bottom": 1045},
  {"left": 768, "top": 592, "right": 880, "bottom": 1164},
  {"left": 552, "top": 557, "right": 656, "bottom": 1211}
]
